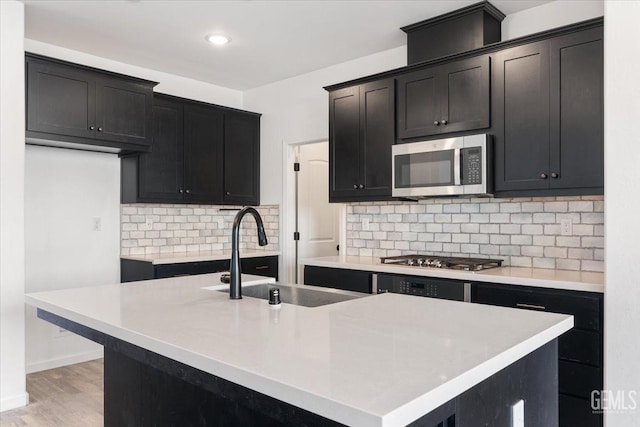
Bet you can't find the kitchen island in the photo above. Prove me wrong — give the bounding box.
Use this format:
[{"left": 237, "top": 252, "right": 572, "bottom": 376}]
[{"left": 25, "top": 272, "right": 573, "bottom": 426}]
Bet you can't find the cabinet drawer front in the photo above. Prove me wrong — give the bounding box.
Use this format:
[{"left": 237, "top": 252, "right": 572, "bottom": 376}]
[
  {"left": 559, "top": 360, "right": 602, "bottom": 399},
  {"left": 240, "top": 256, "right": 278, "bottom": 280},
  {"left": 560, "top": 394, "right": 602, "bottom": 427},
  {"left": 471, "top": 283, "right": 602, "bottom": 331},
  {"left": 304, "top": 266, "right": 371, "bottom": 294},
  {"left": 559, "top": 329, "right": 601, "bottom": 366},
  {"left": 154, "top": 260, "right": 229, "bottom": 279}
]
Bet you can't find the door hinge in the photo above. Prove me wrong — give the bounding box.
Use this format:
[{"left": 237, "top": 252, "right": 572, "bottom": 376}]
[
  {"left": 294, "top": 162, "right": 300, "bottom": 172},
  {"left": 293, "top": 231, "right": 300, "bottom": 241}
]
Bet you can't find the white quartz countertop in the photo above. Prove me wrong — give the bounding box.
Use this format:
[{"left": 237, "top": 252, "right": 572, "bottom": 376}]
[
  {"left": 25, "top": 273, "right": 572, "bottom": 427},
  {"left": 302, "top": 255, "right": 604, "bottom": 293},
  {"left": 121, "top": 249, "right": 280, "bottom": 265}
]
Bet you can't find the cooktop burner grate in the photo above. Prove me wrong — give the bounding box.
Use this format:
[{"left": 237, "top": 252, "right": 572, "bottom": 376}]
[{"left": 380, "top": 255, "right": 503, "bottom": 271}]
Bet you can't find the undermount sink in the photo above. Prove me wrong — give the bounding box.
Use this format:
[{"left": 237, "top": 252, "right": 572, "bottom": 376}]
[{"left": 217, "top": 283, "right": 363, "bottom": 307}]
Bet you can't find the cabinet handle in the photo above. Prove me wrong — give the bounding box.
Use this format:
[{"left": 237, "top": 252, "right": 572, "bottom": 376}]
[
  {"left": 178, "top": 189, "right": 184, "bottom": 194},
  {"left": 185, "top": 189, "right": 190, "bottom": 194},
  {"left": 89, "top": 125, "right": 95, "bottom": 130},
  {"left": 516, "top": 303, "right": 546, "bottom": 311},
  {"left": 226, "top": 191, "right": 230, "bottom": 195},
  {"left": 551, "top": 172, "right": 559, "bottom": 179},
  {"left": 540, "top": 173, "right": 548, "bottom": 179},
  {"left": 353, "top": 184, "right": 358, "bottom": 189},
  {"left": 440, "top": 119, "right": 448, "bottom": 125},
  {"left": 97, "top": 127, "right": 103, "bottom": 132},
  {"left": 433, "top": 121, "right": 440, "bottom": 126},
  {"left": 359, "top": 184, "right": 364, "bottom": 189},
  {"left": 254, "top": 266, "right": 269, "bottom": 270}
]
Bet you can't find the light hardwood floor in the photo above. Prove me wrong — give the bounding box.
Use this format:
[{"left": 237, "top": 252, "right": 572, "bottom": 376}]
[{"left": 0, "top": 359, "right": 104, "bottom": 427}]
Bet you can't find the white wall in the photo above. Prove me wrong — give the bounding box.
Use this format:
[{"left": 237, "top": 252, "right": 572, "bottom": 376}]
[
  {"left": 24, "top": 146, "right": 121, "bottom": 372},
  {"left": 243, "top": 45, "right": 406, "bottom": 205},
  {"left": 25, "top": 39, "right": 243, "bottom": 109},
  {"left": 604, "top": 1, "right": 640, "bottom": 426},
  {"left": 0, "top": 0, "right": 28, "bottom": 412},
  {"left": 502, "top": 0, "right": 604, "bottom": 40}
]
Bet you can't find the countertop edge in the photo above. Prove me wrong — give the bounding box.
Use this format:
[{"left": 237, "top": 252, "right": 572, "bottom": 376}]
[
  {"left": 121, "top": 250, "right": 281, "bottom": 265},
  {"left": 301, "top": 257, "right": 604, "bottom": 293}
]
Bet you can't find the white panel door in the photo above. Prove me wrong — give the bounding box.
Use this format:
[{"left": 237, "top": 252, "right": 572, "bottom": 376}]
[{"left": 297, "top": 142, "right": 340, "bottom": 281}]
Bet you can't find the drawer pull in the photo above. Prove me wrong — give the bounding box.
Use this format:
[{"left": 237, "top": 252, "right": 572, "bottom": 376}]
[
  {"left": 517, "top": 303, "right": 546, "bottom": 311},
  {"left": 255, "top": 266, "right": 269, "bottom": 270}
]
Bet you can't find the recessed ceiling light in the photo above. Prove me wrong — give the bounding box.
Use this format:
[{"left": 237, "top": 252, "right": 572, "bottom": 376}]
[{"left": 206, "top": 34, "right": 231, "bottom": 46}]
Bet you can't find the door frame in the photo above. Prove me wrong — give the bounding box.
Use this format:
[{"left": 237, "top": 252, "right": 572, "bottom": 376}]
[{"left": 281, "top": 139, "right": 347, "bottom": 284}]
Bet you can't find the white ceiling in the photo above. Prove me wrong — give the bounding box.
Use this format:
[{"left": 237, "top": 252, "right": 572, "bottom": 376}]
[{"left": 23, "top": 0, "right": 552, "bottom": 91}]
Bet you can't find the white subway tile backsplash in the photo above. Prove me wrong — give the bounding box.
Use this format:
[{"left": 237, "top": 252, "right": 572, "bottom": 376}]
[
  {"left": 121, "top": 204, "right": 279, "bottom": 256},
  {"left": 346, "top": 196, "right": 604, "bottom": 272}
]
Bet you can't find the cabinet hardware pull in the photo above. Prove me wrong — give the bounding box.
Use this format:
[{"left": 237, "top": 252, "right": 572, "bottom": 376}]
[
  {"left": 440, "top": 119, "right": 448, "bottom": 125},
  {"left": 433, "top": 121, "right": 440, "bottom": 126},
  {"left": 185, "top": 189, "right": 190, "bottom": 194},
  {"left": 540, "top": 173, "right": 548, "bottom": 179},
  {"left": 551, "top": 172, "right": 559, "bottom": 179},
  {"left": 255, "top": 266, "right": 269, "bottom": 270},
  {"left": 359, "top": 184, "right": 364, "bottom": 189},
  {"left": 89, "top": 125, "right": 95, "bottom": 130},
  {"left": 353, "top": 184, "right": 358, "bottom": 189},
  {"left": 516, "top": 303, "right": 546, "bottom": 310},
  {"left": 226, "top": 191, "right": 230, "bottom": 195},
  {"left": 178, "top": 189, "right": 184, "bottom": 193},
  {"left": 97, "top": 127, "right": 103, "bottom": 132}
]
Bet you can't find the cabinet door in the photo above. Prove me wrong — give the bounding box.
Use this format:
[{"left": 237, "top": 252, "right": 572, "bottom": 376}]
[
  {"left": 138, "top": 97, "right": 184, "bottom": 202},
  {"left": 440, "top": 55, "right": 490, "bottom": 134},
  {"left": 183, "top": 103, "right": 223, "bottom": 203},
  {"left": 397, "top": 67, "right": 442, "bottom": 139},
  {"left": 549, "top": 27, "right": 604, "bottom": 191},
  {"left": 493, "top": 41, "right": 551, "bottom": 192},
  {"left": 223, "top": 111, "right": 260, "bottom": 205},
  {"left": 360, "top": 79, "right": 395, "bottom": 198},
  {"left": 26, "top": 59, "right": 96, "bottom": 139},
  {"left": 95, "top": 77, "right": 153, "bottom": 147},
  {"left": 329, "top": 86, "right": 361, "bottom": 200}
]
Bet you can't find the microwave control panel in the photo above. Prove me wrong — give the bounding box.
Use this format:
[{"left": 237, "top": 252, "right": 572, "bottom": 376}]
[{"left": 461, "top": 147, "right": 482, "bottom": 185}]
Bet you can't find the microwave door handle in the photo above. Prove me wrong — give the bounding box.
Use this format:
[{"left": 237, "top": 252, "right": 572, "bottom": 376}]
[{"left": 454, "top": 148, "right": 461, "bottom": 185}]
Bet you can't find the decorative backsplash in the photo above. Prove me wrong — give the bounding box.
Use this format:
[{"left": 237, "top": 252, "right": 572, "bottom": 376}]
[
  {"left": 121, "top": 204, "right": 279, "bottom": 256},
  {"left": 346, "top": 196, "right": 604, "bottom": 272}
]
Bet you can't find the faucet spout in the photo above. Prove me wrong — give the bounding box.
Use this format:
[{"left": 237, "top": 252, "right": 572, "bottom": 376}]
[{"left": 230, "top": 207, "right": 268, "bottom": 299}]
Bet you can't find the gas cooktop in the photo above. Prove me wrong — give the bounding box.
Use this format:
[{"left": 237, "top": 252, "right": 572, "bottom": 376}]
[{"left": 379, "top": 255, "right": 503, "bottom": 271}]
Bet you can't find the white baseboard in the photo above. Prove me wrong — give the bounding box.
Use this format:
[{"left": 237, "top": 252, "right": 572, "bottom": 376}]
[
  {"left": 26, "top": 349, "right": 104, "bottom": 374},
  {"left": 0, "top": 392, "right": 29, "bottom": 412}
]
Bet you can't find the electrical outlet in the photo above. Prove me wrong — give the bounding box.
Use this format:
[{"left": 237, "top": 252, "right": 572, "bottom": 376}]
[
  {"left": 54, "top": 326, "right": 70, "bottom": 339},
  {"left": 92, "top": 217, "right": 101, "bottom": 231},
  {"left": 560, "top": 218, "right": 573, "bottom": 236},
  {"left": 145, "top": 217, "right": 153, "bottom": 231},
  {"left": 362, "top": 217, "right": 370, "bottom": 231}
]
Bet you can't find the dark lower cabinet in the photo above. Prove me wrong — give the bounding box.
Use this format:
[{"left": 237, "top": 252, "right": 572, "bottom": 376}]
[
  {"left": 471, "top": 282, "right": 603, "bottom": 427},
  {"left": 329, "top": 78, "right": 395, "bottom": 202},
  {"left": 493, "top": 25, "right": 603, "bottom": 196},
  {"left": 122, "top": 93, "right": 260, "bottom": 205},
  {"left": 303, "top": 265, "right": 372, "bottom": 293},
  {"left": 26, "top": 53, "right": 155, "bottom": 152},
  {"left": 121, "top": 255, "right": 278, "bottom": 283}
]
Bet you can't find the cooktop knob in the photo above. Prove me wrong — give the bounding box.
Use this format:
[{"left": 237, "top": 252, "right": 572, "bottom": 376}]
[
  {"left": 407, "top": 259, "right": 415, "bottom": 266},
  {"left": 417, "top": 258, "right": 425, "bottom": 266}
]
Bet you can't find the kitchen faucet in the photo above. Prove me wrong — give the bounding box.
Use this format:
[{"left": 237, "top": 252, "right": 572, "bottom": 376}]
[{"left": 230, "top": 207, "right": 268, "bottom": 299}]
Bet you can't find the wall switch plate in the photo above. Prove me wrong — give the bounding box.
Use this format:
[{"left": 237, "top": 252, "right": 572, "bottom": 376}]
[
  {"left": 560, "top": 218, "right": 573, "bottom": 236},
  {"left": 145, "top": 217, "right": 153, "bottom": 231},
  {"left": 92, "top": 217, "right": 101, "bottom": 231},
  {"left": 511, "top": 399, "right": 524, "bottom": 427},
  {"left": 362, "top": 217, "right": 370, "bottom": 231}
]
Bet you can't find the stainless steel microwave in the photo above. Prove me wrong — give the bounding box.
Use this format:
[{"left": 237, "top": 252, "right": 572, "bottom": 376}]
[{"left": 392, "top": 134, "right": 493, "bottom": 198}]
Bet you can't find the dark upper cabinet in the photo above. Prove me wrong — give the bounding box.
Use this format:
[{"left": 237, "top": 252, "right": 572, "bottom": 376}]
[
  {"left": 183, "top": 103, "right": 224, "bottom": 203},
  {"left": 123, "top": 94, "right": 260, "bottom": 205},
  {"left": 138, "top": 97, "right": 183, "bottom": 201},
  {"left": 26, "top": 54, "right": 155, "bottom": 152},
  {"left": 329, "top": 78, "right": 395, "bottom": 202},
  {"left": 493, "top": 26, "right": 603, "bottom": 195},
  {"left": 223, "top": 110, "right": 260, "bottom": 205},
  {"left": 397, "top": 55, "right": 490, "bottom": 139}
]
